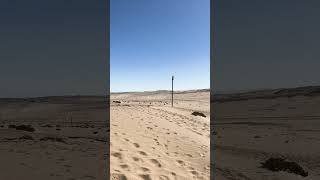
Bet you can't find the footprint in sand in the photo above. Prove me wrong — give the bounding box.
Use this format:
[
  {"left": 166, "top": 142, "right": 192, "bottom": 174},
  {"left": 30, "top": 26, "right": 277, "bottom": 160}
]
[
  {"left": 133, "top": 143, "right": 140, "bottom": 148},
  {"left": 171, "top": 172, "right": 177, "bottom": 177},
  {"left": 120, "top": 164, "right": 130, "bottom": 170},
  {"left": 132, "top": 157, "right": 142, "bottom": 162},
  {"left": 176, "top": 160, "right": 185, "bottom": 166},
  {"left": 139, "top": 167, "right": 150, "bottom": 172},
  {"left": 188, "top": 167, "right": 194, "bottom": 170},
  {"left": 159, "top": 175, "right": 170, "bottom": 180},
  {"left": 138, "top": 151, "right": 147, "bottom": 156},
  {"left": 185, "top": 154, "right": 193, "bottom": 157},
  {"left": 150, "top": 159, "right": 162, "bottom": 167},
  {"left": 190, "top": 170, "right": 199, "bottom": 175},
  {"left": 111, "top": 152, "right": 123, "bottom": 160},
  {"left": 111, "top": 173, "right": 127, "bottom": 180},
  {"left": 139, "top": 174, "right": 152, "bottom": 180}
]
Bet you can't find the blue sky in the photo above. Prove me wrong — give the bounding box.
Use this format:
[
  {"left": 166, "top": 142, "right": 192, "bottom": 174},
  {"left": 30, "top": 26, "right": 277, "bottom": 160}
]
[
  {"left": 214, "top": 0, "right": 320, "bottom": 92},
  {"left": 110, "top": 0, "right": 210, "bottom": 92},
  {"left": 0, "top": 0, "right": 107, "bottom": 97}
]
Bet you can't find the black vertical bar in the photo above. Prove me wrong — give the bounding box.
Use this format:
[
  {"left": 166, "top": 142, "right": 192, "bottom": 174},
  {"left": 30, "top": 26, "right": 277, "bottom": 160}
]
[{"left": 172, "top": 76, "right": 173, "bottom": 107}]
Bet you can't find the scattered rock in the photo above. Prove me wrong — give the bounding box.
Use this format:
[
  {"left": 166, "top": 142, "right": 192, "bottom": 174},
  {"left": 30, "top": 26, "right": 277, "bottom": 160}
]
[
  {"left": 40, "top": 137, "right": 67, "bottom": 144},
  {"left": 19, "top": 135, "right": 34, "bottom": 140},
  {"left": 191, "top": 111, "right": 206, "bottom": 117},
  {"left": 42, "top": 124, "right": 53, "bottom": 128},
  {"left": 261, "top": 158, "right": 308, "bottom": 177}
]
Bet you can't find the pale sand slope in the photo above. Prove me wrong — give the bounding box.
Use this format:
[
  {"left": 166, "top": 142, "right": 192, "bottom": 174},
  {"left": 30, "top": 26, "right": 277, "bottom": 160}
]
[
  {"left": 111, "top": 90, "right": 210, "bottom": 180},
  {"left": 212, "top": 87, "right": 320, "bottom": 180},
  {"left": 0, "top": 96, "right": 109, "bottom": 180}
]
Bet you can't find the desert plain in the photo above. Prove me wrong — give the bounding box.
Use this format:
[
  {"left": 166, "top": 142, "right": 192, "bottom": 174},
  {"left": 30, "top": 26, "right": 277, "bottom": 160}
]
[
  {"left": 110, "top": 90, "right": 210, "bottom": 180},
  {"left": 0, "top": 96, "right": 109, "bottom": 180},
  {"left": 212, "top": 86, "right": 320, "bottom": 180},
  {"left": 1, "top": 86, "right": 319, "bottom": 180}
]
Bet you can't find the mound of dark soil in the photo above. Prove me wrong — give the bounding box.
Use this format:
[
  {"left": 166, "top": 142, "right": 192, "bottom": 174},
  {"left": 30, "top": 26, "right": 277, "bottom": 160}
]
[
  {"left": 9, "top": 124, "right": 35, "bottom": 132},
  {"left": 8, "top": 124, "right": 16, "bottom": 129},
  {"left": 191, "top": 111, "right": 206, "bottom": 117},
  {"left": 15, "top": 125, "right": 35, "bottom": 132},
  {"left": 261, "top": 158, "right": 308, "bottom": 177},
  {"left": 41, "top": 124, "right": 53, "bottom": 128}
]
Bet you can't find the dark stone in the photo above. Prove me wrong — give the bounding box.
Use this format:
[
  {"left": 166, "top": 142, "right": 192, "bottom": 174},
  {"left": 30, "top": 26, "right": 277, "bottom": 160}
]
[
  {"left": 19, "top": 135, "right": 34, "bottom": 140},
  {"left": 40, "top": 137, "right": 66, "bottom": 144}
]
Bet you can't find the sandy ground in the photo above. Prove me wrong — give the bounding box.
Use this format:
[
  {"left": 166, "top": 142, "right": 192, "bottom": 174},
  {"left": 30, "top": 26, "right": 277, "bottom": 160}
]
[
  {"left": 110, "top": 90, "right": 210, "bottom": 180},
  {"left": 212, "top": 87, "right": 320, "bottom": 180},
  {"left": 0, "top": 96, "right": 109, "bottom": 180}
]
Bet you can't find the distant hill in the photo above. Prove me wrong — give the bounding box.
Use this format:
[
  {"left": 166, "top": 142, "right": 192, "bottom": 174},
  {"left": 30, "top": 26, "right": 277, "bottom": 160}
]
[
  {"left": 111, "top": 89, "right": 210, "bottom": 95},
  {"left": 213, "top": 86, "right": 320, "bottom": 103},
  {"left": 0, "top": 95, "right": 107, "bottom": 104}
]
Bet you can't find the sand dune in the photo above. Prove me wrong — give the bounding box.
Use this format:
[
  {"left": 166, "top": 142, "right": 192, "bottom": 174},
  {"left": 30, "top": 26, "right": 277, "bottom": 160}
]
[{"left": 111, "top": 90, "right": 210, "bottom": 180}]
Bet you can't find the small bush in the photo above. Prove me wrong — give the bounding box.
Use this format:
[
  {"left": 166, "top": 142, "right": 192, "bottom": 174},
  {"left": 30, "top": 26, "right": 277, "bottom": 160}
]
[
  {"left": 261, "top": 158, "right": 308, "bottom": 177},
  {"left": 191, "top": 111, "right": 206, "bottom": 117},
  {"left": 15, "top": 125, "right": 35, "bottom": 132}
]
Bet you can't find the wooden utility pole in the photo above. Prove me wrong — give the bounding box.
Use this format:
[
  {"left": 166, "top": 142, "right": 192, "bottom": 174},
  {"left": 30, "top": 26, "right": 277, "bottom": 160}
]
[{"left": 172, "top": 75, "right": 174, "bottom": 107}]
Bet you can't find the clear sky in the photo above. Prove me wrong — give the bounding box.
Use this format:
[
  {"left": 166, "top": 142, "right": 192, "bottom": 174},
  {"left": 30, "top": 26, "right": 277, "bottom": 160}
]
[
  {"left": 0, "top": 0, "right": 107, "bottom": 97},
  {"left": 213, "top": 0, "right": 320, "bottom": 92},
  {"left": 110, "top": 0, "right": 210, "bottom": 92},
  {"left": 0, "top": 0, "right": 109, "bottom": 97}
]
